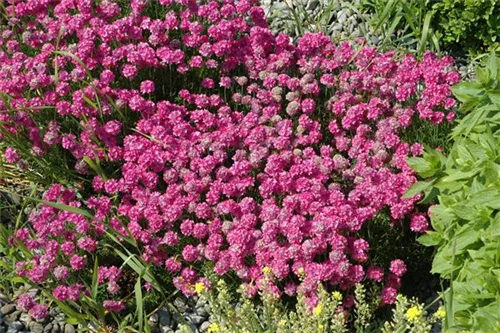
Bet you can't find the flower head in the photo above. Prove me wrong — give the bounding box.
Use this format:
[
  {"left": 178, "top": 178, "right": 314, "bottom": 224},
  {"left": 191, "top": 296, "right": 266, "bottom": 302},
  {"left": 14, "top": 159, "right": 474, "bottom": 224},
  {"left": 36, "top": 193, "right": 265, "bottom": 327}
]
[
  {"left": 207, "top": 323, "right": 221, "bottom": 333},
  {"left": 405, "top": 305, "right": 423, "bottom": 322},
  {"left": 313, "top": 303, "right": 323, "bottom": 317}
]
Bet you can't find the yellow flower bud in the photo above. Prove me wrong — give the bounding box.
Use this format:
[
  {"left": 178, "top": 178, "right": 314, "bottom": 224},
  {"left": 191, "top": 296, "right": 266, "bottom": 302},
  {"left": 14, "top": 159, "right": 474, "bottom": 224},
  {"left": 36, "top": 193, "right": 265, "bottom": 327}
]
[
  {"left": 332, "top": 291, "right": 342, "bottom": 301},
  {"left": 313, "top": 303, "right": 323, "bottom": 317},
  {"left": 436, "top": 307, "right": 446, "bottom": 318},
  {"left": 207, "top": 323, "right": 221, "bottom": 333},
  {"left": 194, "top": 282, "right": 205, "bottom": 294},
  {"left": 405, "top": 305, "right": 423, "bottom": 322}
]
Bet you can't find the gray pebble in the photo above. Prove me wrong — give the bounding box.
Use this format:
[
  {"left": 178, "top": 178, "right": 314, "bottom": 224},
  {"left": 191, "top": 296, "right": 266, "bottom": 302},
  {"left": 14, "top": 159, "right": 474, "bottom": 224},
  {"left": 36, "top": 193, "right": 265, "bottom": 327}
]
[
  {"left": 50, "top": 323, "right": 60, "bottom": 333},
  {"left": 54, "top": 313, "right": 65, "bottom": 322},
  {"left": 160, "top": 327, "right": 174, "bottom": 333},
  {"left": 158, "top": 307, "right": 171, "bottom": 327},
  {"left": 199, "top": 321, "right": 211, "bottom": 333},
  {"left": 63, "top": 323, "right": 75, "bottom": 333},
  {"left": 7, "top": 321, "right": 24, "bottom": 333},
  {"left": 19, "top": 313, "right": 30, "bottom": 325},
  {"left": 186, "top": 314, "right": 205, "bottom": 325},
  {"left": 149, "top": 313, "right": 159, "bottom": 323},
  {"left": 194, "top": 306, "right": 208, "bottom": 318},
  {"left": 173, "top": 298, "right": 188, "bottom": 313},
  {"left": 43, "top": 323, "right": 53, "bottom": 333},
  {"left": 31, "top": 322, "right": 44, "bottom": 333},
  {"left": 1, "top": 305, "right": 16, "bottom": 316}
]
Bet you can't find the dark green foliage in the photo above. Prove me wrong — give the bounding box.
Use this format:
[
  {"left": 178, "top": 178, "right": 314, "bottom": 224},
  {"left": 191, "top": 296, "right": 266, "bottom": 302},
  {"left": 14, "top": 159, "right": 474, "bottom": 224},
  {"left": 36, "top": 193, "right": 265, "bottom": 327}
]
[
  {"left": 406, "top": 52, "right": 500, "bottom": 332},
  {"left": 431, "top": 0, "right": 500, "bottom": 56}
]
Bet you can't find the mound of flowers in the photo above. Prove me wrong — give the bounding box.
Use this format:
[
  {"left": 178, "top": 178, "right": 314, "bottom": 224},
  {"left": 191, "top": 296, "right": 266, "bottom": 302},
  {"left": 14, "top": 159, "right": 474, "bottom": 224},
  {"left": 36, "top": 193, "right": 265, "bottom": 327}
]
[{"left": 0, "top": 0, "right": 459, "bottom": 318}]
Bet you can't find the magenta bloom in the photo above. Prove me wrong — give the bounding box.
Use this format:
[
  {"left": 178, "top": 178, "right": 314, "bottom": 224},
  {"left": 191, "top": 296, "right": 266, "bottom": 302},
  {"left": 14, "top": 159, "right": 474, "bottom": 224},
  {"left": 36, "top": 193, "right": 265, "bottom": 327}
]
[
  {"left": 381, "top": 287, "right": 398, "bottom": 305},
  {"left": 16, "top": 294, "right": 35, "bottom": 312},
  {"left": 103, "top": 300, "right": 125, "bottom": 313},
  {"left": 390, "top": 259, "right": 407, "bottom": 277},
  {"left": 410, "top": 213, "right": 429, "bottom": 233},
  {"left": 4, "top": 147, "right": 20, "bottom": 163},
  {"left": 28, "top": 304, "right": 48, "bottom": 320}
]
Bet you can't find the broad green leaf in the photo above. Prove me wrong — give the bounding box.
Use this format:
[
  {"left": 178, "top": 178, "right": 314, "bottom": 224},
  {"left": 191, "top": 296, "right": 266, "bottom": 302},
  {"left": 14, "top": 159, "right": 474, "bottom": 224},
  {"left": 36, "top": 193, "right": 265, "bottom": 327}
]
[
  {"left": 402, "top": 179, "right": 436, "bottom": 198},
  {"left": 486, "top": 89, "right": 500, "bottom": 105},
  {"left": 451, "top": 81, "right": 484, "bottom": 103},
  {"left": 452, "top": 225, "right": 481, "bottom": 254},
  {"left": 407, "top": 157, "right": 437, "bottom": 177},
  {"left": 418, "top": 231, "right": 442, "bottom": 247},
  {"left": 476, "top": 67, "right": 491, "bottom": 87}
]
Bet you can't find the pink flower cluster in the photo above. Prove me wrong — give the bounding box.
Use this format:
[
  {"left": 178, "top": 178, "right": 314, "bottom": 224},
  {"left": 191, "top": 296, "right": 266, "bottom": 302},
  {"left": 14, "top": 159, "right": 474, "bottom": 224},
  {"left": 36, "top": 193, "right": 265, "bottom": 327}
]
[{"left": 1, "top": 0, "right": 457, "bottom": 315}]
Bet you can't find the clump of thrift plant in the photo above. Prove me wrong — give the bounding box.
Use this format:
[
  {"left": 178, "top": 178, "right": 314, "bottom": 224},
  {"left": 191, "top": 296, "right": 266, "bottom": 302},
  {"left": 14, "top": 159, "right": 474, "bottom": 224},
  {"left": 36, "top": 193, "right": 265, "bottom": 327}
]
[{"left": 0, "top": 0, "right": 459, "bottom": 319}]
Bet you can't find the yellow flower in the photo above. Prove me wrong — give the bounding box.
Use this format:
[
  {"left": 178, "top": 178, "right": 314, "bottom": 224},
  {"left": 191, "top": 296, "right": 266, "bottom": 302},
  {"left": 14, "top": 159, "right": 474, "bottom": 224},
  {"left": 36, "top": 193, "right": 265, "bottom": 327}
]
[
  {"left": 297, "top": 267, "right": 305, "bottom": 276},
  {"left": 207, "top": 323, "right": 221, "bottom": 333},
  {"left": 318, "top": 324, "right": 324, "bottom": 332},
  {"left": 313, "top": 303, "right": 323, "bottom": 317},
  {"left": 332, "top": 291, "right": 342, "bottom": 301},
  {"left": 279, "top": 319, "right": 287, "bottom": 326},
  {"left": 405, "top": 305, "right": 423, "bottom": 322},
  {"left": 262, "top": 266, "right": 272, "bottom": 275},
  {"left": 436, "top": 307, "right": 446, "bottom": 318},
  {"left": 194, "top": 282, "right": 205, "bottom": 294}
]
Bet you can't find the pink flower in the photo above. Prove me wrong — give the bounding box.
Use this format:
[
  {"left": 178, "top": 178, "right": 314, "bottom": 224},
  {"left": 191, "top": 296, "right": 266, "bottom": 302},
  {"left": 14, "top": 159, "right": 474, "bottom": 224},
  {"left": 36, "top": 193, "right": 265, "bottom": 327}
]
[
  {"left": 69, "top": 255, "right": 86, "bottom": 271},
  {"left": 4, "top": 147, "right": 20, "bottom": 163},
  {"left": 103, "top": 300, "right": 125, "bottom": 313},
  {"left": 16, "top": 294, "right": 36, "bottom": 312},
  {"left": 410, "top": 213, "right": 429, "bottom": 233},
  {"left": 28, "top": 304, "right": 48, "bottom": 320},
  {"left": 140, "top": 80, "right": 155, "bottom": 94},
  {"left": 381, "top": 287, "right": 397, "bottom": 305},
  {"left": 367, "top": 266, "right": 384, "bottom": 282},
  {"left": 53, "top": 266, "right": 69, "bottom": 281},
  {"left": 389, "top": 259, "right": 407, "bottom": 277}
]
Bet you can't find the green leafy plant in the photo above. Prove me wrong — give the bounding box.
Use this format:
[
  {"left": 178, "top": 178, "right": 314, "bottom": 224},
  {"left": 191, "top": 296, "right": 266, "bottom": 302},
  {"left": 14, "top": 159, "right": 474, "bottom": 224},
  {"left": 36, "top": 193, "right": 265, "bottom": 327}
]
[
  {"left": 430, "top": 0, "right": 500, "bottom": 56},
  {"left": 405, "top": 52, "right": 500, "bottom": 332},
  {"left": 201, "top": 277, "right": 443, "bottom": 333},
  {"left": 361, "top": 0, "right": 441, "bottom": 56}
]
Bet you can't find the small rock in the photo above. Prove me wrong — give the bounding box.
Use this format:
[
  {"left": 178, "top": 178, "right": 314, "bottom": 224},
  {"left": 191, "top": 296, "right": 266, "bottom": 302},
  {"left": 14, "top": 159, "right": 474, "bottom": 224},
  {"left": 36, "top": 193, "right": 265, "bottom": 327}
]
[
  {"left": 199, "top": 321, "right": 211, "bottom": 333},
  {"left": 160, "top": 328, "right": 173, "bottom": 333},
  {"left": 43, "top": 323, "right": 53, "bottom": 333},
  {"left": 1, "top": 304, "right": 16, "bottom": 316},
  {"left": 186, "top": 314, "right": 204, "bottom": 325},
  {"left": 158, "top": 307, "right": 171, "bottom": 327},
  {"left": 19, "top": 313, "right": 30, "bottom": 325},
  {"left": 195, "top": 306, "right": 208, "bottom": 318},
  {"left": 10, "top": 311, "right": 21, "bottom": 321},
  {"left": 32, "top": 322, "right": 44, "bottom": 333},
  {"left": 50, "top": 323, "right": 60, "bottom": 333},
  {"left": 195, "top": 298, "right": 207, "bottom": 309},
  {"left": 54, "top": 313, "right": 65, "bottom": 322},
  {"left": 149, "top": 313, "right": 159, "bottom": 323},
  {"left": 7, "top": 321, "right": 25, "bottom": 333},
  {"left": 173, "top": 298, "right": 188, "bottom": 313},
  {"left": 64, "top": 323, "right": 75, "bottom": 333}
]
